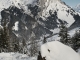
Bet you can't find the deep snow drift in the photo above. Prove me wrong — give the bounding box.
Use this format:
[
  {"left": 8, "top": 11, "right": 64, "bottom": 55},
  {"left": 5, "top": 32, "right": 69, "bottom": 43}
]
[{"left": 41, "top": 41, "right": 80, "bottom": 60}]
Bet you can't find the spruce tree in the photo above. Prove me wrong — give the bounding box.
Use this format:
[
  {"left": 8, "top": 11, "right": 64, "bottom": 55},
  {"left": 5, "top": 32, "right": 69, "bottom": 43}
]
[
  {"left": 43, "top": 36, "right": 47, "bottom": 44},
  {"left": 0, "top": 27, "right": 3, "bottom": 51},
  {"left": 0, "top": 19, "right": 10, "bottom": 52},
  {"left": 22, "top": 39, "right": 27, "bottom": 54},
  {"left": 13, "top": 40, "right": 20, "bottom": 52},
  {"left": 59, "top": 23, "right": 70, "bottom": 45},
  {"left": 29, "top": 37, "right": 38, "bottom": 57},
  {"left": 3, "top": 26, "right": 9, "bottom": 49},
  {"left": 71, "top": 29, "right": 80, "bottom": 51}
]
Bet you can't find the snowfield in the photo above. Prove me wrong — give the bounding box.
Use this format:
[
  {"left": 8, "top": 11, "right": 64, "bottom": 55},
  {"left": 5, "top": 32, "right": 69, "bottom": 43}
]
[
  {"left": 41, "top": 41, "right": 80, "bottom": 60},
  {"left": 0, "top": 52, "right": 37, "bottom": 60}
]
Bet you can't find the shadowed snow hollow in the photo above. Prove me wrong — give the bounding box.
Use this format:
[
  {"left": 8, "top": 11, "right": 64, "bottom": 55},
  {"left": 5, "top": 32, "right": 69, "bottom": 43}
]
[{"left": 41, "top": 41, "right": 80, "bottom": 60}]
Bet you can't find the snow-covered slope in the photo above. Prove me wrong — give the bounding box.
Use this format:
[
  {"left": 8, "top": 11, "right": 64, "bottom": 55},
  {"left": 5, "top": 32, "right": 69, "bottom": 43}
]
[
  {"left": 0, "top": 52, "right": 36, "bottom": 60},
  {"left": 41, "top": 41, "right": 80, "bottom": 60},
  {"left": 39, "top": 0, "right": 77, "bottom": 27}
]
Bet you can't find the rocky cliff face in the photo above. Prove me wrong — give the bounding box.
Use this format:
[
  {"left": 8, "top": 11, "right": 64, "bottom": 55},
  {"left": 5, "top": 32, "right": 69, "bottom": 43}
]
[
  {"left": 1, "top": 0, "right": 80, "bottom": 41},
  {"left": 1, "top": 6, "right": 52, "bottom": 41}
]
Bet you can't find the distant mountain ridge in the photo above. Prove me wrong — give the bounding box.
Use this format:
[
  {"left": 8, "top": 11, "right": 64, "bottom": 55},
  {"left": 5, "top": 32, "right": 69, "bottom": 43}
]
[{"left": 73, "top": 3, "right": 80, "bottom": 12}]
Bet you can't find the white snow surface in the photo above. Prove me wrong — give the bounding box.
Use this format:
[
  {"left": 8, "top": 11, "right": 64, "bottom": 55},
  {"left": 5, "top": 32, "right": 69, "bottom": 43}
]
[
  {"left": 50, "top": 28, "right": 60, "bottom": 34},
  {"left": 0, "top": 52, "right": 37, "bottom": 60},
  {"left": 12, "top": 21, "right": 19, "bottom": 31},
  {"left": 47, "top": 35, "right": 60, "bottom": 42},
  {"left": 41, "top": 41, "right": 80, "bottom": 60}
]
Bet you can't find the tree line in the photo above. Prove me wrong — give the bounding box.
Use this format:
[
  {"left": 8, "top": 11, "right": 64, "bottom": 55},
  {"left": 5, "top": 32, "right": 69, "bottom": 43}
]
[
  {"left": 59, "top": 22, "right": 80, "bottom": 52},
  {"left": 0, "top": 20, "right": 80, "bottom": 57},
  {"left": 0, "top": 20, "right": 39, "bottom": 57}
]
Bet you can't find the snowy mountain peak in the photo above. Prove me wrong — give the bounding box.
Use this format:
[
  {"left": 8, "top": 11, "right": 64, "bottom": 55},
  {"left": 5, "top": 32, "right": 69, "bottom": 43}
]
[
  {"left": 76, "top": 3, "right": 80, "bottom": 8},
  {"left": 38, "top": 0, "right": 76, "bottom": 27},
  {"left": 73, "top": 3, "right": 80, "bottom": 12}
]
